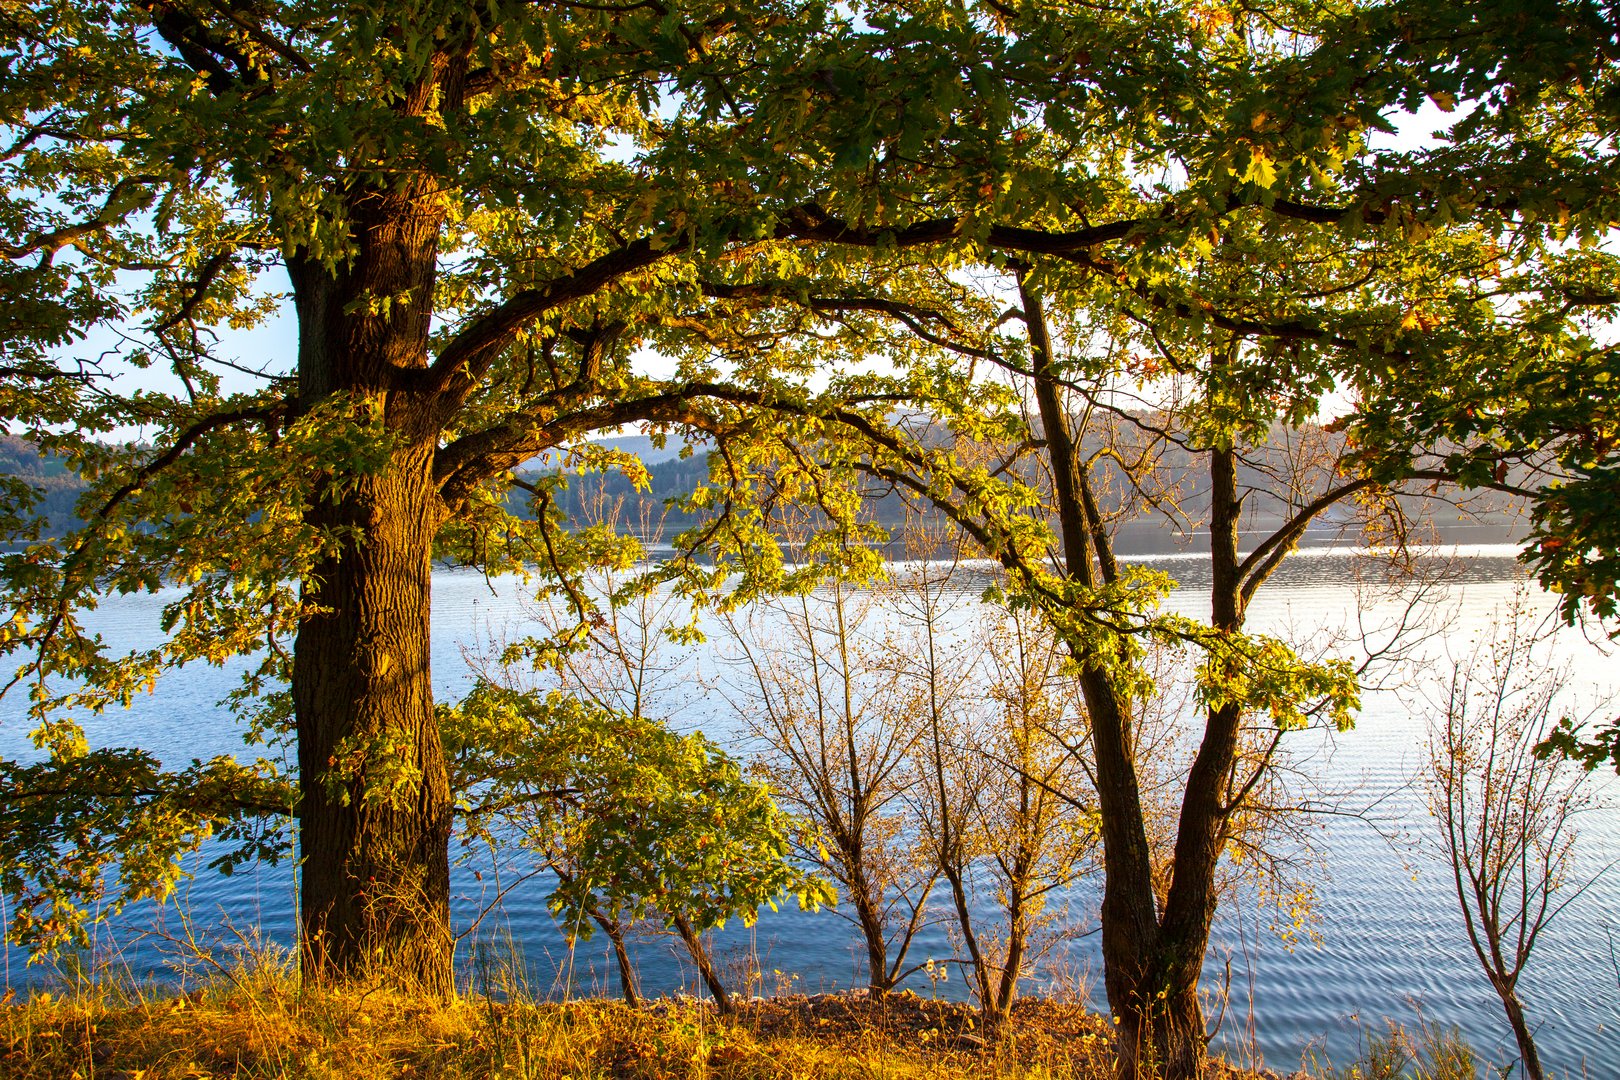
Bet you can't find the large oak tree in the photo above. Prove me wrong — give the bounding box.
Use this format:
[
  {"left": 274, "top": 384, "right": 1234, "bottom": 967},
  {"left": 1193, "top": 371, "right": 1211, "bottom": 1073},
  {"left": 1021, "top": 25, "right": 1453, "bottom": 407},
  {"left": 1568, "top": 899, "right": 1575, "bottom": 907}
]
[{"left": 0, "top": 0, "right": 885, "bottom": 994}]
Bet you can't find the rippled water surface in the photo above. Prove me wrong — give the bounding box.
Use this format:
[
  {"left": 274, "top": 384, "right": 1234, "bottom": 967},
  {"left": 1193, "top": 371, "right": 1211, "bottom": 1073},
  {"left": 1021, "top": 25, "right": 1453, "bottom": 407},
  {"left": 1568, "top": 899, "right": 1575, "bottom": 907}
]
[{"left": 2, "top": 546, "right": 1616, "bottom": 1076}]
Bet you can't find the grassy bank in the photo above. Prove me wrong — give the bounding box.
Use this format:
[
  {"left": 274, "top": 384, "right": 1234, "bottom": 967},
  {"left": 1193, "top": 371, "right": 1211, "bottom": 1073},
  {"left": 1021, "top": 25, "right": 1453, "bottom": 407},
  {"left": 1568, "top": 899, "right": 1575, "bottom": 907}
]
[
  {"left": 0, "top": 945, "right": 1498, "bottom": 1080},
  {"left": 0, "top": 963, "right": 1286, "bottom": 1080},
  {"left": 1, "top": 989, "right": 1125, "bottom": 1080}
]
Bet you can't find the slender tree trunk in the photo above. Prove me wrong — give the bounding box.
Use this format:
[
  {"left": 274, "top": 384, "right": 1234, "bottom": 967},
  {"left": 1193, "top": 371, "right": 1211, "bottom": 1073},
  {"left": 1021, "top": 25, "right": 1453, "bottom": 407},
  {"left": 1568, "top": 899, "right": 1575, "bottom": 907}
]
[
  {"left": 594, "top": 912, "right": 641, "bottom": 1007},
  {"left": 1497, "top": 981, "right": 1545, "bottom": 1080},
  {"left": 989, "top": 879, "right": 1026, "bottom": 1027},
  {"left": 831, "top": 587, "right": 896, "bottom": 998},
  {"left": 672, "top": 913, "right": 732, "bottom": 1014},
  {"left": 945, "top": 862, "right": 993, "bottom": 1007},
  {"left": 841, "top": 847, "right": 894, "bottom": 995},
  {"left": 922, "top": 622, "right": 985, "bottom": 1006}
]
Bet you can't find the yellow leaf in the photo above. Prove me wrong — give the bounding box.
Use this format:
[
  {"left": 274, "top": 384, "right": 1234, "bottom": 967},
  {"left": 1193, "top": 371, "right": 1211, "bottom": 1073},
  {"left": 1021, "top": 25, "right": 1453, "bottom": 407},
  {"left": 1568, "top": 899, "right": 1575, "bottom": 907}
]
[{"left": 1242, "top": 147, "right": 1278, "bottom": 188}]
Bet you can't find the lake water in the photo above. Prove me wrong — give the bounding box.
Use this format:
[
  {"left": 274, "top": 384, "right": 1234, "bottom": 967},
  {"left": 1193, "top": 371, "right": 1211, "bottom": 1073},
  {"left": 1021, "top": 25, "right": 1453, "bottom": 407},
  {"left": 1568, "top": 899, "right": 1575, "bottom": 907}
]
[{"left": 2, "top": 546, "right": 1616, "bottom": 1077}]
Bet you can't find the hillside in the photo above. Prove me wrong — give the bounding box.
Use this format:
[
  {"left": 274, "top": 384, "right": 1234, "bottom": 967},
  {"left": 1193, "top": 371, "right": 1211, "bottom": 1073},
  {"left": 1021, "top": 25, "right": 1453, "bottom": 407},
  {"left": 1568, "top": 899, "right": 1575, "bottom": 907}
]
[
  {"left": 0, "top": 428, "right": 1527, "bottom": 553},
  {"left": 510, "top": 422, "right": 1528, "bottom": 555},
  {"left": 0, "top": 435, "right": 85, "bottom": 537}
]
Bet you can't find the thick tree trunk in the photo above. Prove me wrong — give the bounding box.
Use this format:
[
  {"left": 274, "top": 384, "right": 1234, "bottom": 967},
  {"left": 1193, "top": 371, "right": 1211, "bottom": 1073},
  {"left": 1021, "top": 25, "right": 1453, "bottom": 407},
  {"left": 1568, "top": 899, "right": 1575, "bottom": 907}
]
[
  {"left": 286, "top": 164, "right": 455, "bottom": 992},
  {"left": 1114, "top": 985, "right": 1208, "bottom": 1079},
  {"left": 293, "top": 437, "right": 454, "bottom": 994}
]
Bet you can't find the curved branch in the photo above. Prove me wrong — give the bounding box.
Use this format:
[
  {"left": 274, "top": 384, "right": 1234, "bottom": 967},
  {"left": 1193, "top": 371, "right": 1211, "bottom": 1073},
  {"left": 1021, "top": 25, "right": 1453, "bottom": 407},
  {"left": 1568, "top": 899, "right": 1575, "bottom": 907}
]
[
  {"left": 1, "top": 176, "right": 161, "bottom": 262},
  {"left": 426, "top": 238, "right": 675, "bottom": 408},
  {"left": 1237, "top": 476, "right": 1380, "bottom": 605}
]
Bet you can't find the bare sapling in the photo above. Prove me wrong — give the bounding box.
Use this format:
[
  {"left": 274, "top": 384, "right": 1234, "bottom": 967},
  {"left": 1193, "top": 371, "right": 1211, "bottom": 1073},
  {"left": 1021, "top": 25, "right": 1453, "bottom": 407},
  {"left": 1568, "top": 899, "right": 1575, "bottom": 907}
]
[
  {"left": 724, "top": 573, "right": 937, "bottom": 996},
  {"left": 962, "top": 602, "right": 1101, "bottom": 1024},
  {"left": 1424, "top": 599, "right": 1608, "bottom": 1080},
  {"left": 884, "top": 523, "right": 994, "bottom": 1006}
]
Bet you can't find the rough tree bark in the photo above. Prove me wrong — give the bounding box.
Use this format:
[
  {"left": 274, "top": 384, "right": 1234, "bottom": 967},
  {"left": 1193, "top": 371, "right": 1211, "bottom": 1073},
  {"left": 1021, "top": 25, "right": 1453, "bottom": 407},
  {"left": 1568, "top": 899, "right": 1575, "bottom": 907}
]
[
  {"left": 292, "top": 437, "right": 454, "bottom": 992},
  {"left": 286, "top": 163, "right": 458, "bottom": 991}
]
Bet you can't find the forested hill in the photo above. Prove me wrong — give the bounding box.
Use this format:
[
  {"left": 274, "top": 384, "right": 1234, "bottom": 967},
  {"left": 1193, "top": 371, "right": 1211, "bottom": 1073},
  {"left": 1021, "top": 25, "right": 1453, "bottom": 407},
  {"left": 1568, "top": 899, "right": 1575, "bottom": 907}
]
[
  {"left": 0, "top": 435, "right": 86, "bottom": 538},
  {"left": 3, "top": 431, "right": 1525, "bottom": 551},
  {"left": 515, "top": 417, "right": 1529, "bottom": 553},
  {"left": 512, "top": 450, "right": 714, "bottom": 535}
]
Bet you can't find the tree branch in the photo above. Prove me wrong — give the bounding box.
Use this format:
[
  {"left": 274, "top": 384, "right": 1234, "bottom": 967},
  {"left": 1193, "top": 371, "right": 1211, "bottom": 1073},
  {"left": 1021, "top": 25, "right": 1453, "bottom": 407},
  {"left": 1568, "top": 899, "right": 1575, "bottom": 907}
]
[{"left": 1, "top": 176, "right": 161, "bottom": 262}]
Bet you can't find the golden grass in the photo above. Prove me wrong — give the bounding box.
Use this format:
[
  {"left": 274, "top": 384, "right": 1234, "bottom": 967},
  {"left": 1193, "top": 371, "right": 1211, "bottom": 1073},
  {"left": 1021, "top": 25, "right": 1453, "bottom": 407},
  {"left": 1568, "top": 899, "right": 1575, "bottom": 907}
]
[
  {"left": 0, "top": 948, "right": 1280, "bottom": 1080},
  {"left": 0, "top": 989, "right": 1084, "bottom": 1080},
  {"left": 0, "top": 983, "right": 1304, "bottom": 1080}
]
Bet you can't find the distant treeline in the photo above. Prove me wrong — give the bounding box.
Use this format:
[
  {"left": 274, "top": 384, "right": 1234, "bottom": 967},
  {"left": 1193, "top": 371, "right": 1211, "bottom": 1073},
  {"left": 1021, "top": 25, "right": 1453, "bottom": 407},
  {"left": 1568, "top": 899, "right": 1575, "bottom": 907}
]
[
  {"left": 2, "top": 429, "right": 1525, "bottom": 551},
  {"left": 510, "top": 452, "right": 715, "bottom": 534},
  {"left": 513, "top": 424, "right": 1530, "bottom": 554}
]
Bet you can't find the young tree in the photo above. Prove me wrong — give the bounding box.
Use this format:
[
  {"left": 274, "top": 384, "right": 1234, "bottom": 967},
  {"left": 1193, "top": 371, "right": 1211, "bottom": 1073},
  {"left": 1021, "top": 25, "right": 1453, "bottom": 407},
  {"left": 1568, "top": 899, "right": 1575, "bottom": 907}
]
[
  {"left": 885, "top": 529, "right": 994, "bottom": 1002},
  {"left": 956, "top": 603, "right": 1100, "bottom": 1025},
  {"left": 724, "top": 575, "right": 937, "bottom": 997},
  {"left": 1425, "top": 606, "right": 1606, "bottom": 1080},
  {"left": 455, "top": 493, "right": 678, "bottom": 1007},
  {"left": 443, "top": 682, "right": 832, "bottom": 1015},
  {"left": 469, "top": 494, "right": 793, "bottom": 1012},
  {"left": 885, "top": 525, "right": 1097, "bottom": 1025}
]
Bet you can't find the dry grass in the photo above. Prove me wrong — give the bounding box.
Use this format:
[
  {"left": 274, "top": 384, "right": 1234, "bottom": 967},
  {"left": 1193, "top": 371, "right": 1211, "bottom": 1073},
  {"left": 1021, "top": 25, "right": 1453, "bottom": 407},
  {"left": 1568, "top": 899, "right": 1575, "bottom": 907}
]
[{"left": 0, "top": 950, "right": 1285, "bottom": 1080}]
